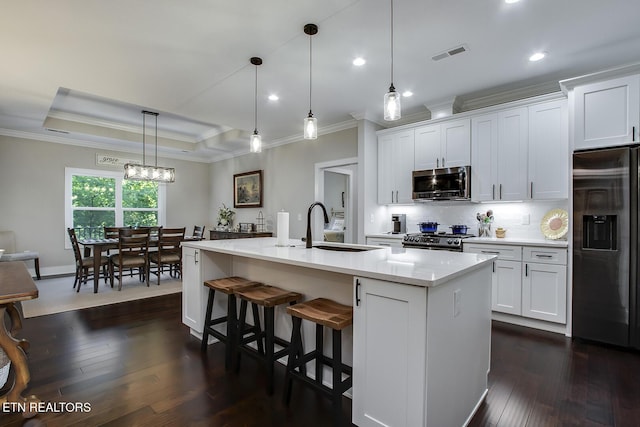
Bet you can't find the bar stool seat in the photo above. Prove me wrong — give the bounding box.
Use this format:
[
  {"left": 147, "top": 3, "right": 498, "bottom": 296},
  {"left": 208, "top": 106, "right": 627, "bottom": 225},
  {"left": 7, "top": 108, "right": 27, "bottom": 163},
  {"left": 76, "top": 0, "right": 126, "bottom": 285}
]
[
  {"left": 234, "top": 285, "right": 302, "bottom": 395},
  {"left": 201, "top": 276, "right": 262, "bottom": 370},
  {"left": 283, "top": 298, "right": 353, "bottom": 427}
]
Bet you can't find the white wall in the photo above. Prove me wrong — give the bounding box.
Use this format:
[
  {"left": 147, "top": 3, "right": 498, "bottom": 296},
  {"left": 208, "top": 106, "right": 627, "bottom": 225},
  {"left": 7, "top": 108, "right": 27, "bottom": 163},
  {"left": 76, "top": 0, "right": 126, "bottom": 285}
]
[
  {"left": 0, "top": 135, "right": 210, "bottom": 275},
  {"left": 208, "top": 127, "right": 358, "bottom": 241}
]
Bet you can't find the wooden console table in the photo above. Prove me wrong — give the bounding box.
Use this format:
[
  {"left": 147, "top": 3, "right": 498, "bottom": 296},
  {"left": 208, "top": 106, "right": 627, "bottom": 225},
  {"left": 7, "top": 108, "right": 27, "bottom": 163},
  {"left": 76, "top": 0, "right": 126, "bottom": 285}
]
[
  {"left": 209, "top": 230, "right": 272, "bottom": 240},
  {"left": 0, "top": 261, "right": 39, "bottom": 417}
]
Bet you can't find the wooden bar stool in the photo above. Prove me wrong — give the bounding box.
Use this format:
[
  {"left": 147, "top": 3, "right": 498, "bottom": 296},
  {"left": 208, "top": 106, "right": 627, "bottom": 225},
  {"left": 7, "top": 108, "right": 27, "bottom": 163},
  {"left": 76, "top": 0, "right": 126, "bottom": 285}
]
[
  {"left": 283, "top": 298, "right": 353, "bottom": 427},
  {"left": 234, "top": 285, "right": 302, "bottom": 395},
  {"left": 201, "top": 276, "right": 262, "bottom": 370}
]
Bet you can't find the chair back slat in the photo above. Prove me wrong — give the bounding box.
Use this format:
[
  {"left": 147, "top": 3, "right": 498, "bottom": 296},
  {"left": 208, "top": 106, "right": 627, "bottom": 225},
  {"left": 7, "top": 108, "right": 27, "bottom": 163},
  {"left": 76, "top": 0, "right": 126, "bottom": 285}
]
[
  {"left": 118, "top": 228, "right": 150, "bottom": 257},
  {"left": 157, "top": 227, "right": 186, "bottom": 255},
  {"left": 67, "top": 228, "right": 83, "bottom": 263}
]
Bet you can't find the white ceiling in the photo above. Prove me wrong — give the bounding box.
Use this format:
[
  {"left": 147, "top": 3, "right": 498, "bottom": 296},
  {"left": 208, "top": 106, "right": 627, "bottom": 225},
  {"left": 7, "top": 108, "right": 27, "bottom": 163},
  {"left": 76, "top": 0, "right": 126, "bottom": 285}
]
[{"left": 1, "top": 0, "right": 640, "bottom": 163}]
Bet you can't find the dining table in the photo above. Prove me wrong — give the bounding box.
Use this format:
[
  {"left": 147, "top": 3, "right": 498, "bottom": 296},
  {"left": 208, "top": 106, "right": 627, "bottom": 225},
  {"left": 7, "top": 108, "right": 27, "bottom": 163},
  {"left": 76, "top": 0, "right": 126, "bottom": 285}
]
[
  {"left": 0, "top": 261, "right": 39, "bottom": 417},
  {"left": 78, "top": 234, "right": 202, "bottom": 293}
]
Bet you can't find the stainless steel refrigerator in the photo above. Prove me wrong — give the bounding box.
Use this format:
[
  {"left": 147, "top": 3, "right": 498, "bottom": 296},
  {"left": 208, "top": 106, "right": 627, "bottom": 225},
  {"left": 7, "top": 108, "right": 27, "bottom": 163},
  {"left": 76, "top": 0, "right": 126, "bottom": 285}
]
[{"left": 573, "top": 146, "right": 639, "bottom": 349}]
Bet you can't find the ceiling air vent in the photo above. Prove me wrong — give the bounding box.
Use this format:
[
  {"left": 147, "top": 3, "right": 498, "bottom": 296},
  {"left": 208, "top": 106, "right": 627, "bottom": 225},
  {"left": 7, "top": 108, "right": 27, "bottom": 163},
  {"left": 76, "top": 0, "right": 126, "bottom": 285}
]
[{"left": 432, "top": 44, "right": 469, "bottom": 61}]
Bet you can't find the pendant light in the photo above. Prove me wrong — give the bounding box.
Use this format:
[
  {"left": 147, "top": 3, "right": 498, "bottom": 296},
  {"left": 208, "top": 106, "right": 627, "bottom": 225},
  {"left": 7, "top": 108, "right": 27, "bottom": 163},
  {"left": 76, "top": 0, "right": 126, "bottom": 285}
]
[
  {"left": 249, "top": 56, "right": 263, "bottom": 153},
  {"left": 124, "top": 110, "right": 175, "bottom": 183},
  {"left": 384, "top": 0, "right": 401, "bottom": 121},
  {"left": 303, "top": 23, "right": 318, "bottom": 140}
]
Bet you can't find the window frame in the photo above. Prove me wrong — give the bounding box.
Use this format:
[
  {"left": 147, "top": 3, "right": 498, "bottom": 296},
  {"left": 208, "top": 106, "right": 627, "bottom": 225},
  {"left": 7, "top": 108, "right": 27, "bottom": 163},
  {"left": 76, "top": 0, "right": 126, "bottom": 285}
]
[{"left": 64, "top": 167, "right": 166, "bottom": 249}]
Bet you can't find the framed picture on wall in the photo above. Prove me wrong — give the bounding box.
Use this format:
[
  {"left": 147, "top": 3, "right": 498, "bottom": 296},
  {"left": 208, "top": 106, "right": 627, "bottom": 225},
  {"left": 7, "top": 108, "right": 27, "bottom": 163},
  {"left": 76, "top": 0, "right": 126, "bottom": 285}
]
[{"left": 234, "top": 170, "right": 263, "bottom": 208}]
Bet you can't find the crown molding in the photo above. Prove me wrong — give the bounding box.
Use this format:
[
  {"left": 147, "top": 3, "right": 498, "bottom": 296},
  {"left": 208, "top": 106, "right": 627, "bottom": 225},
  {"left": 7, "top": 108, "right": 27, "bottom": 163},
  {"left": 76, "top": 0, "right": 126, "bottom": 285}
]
[
  {"left": 559, "top": 61, "right": 640, "bottom": 93},
  {"left": 457, "top": 80, "right": 561, "bottom": 112}
]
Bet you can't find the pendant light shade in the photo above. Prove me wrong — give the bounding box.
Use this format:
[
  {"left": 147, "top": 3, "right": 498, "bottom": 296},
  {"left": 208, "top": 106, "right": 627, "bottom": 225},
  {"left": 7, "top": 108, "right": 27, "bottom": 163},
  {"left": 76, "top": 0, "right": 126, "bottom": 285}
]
[
  {"left": 249, "top": 57, "right": 263, "bottom": 153},
  {"left": 303, "top": 23, "right": 318, "bottom": 140},
  {"left": 384, "top": 0, "right": 401, "bottom": 121},
  {"left": 124, "top": 110, "right": 175, "bottom": 183}
]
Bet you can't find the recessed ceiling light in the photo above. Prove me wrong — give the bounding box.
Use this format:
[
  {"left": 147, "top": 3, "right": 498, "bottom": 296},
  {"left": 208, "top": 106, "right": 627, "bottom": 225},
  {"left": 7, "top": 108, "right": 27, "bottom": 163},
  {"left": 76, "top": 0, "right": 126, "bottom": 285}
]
[
  {"left": 352, "top": 57, "right": 366, "bottom": 66},
  {"left": 268, "top": 94, "right": 279, "bottom": 101},
  {"left": 505, "top": 0, "right": 520, "bottom": 4},
  {"left": 402, "top": 91, "right": 413, "bottom": 97},
  {"left": 529, "top": 51, "right": 546, "bottom": 62}
]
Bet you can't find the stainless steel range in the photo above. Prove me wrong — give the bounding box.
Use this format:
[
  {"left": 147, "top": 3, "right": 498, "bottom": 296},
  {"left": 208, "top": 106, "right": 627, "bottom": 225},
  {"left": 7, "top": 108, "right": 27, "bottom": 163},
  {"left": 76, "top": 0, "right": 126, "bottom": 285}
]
[{"left": 402, "top": 232, "right": 474, "bottom": 252}]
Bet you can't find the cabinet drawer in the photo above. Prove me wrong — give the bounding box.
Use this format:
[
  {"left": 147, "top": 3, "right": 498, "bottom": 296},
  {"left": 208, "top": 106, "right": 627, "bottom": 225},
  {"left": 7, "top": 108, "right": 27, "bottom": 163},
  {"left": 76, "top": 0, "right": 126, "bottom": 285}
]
[
  {"left": 463, "top": 244, "right": 522, "bottom": 261},
  {"left": 523, "top": 247, "right": 567, "bottom": 265}
]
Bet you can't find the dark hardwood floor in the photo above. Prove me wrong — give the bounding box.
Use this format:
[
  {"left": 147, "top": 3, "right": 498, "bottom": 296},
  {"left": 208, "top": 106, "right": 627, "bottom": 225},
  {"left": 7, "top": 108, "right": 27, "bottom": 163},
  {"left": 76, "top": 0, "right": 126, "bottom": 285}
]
[{"left": 2, "top": 294, "right": 640, "bottom": 427}]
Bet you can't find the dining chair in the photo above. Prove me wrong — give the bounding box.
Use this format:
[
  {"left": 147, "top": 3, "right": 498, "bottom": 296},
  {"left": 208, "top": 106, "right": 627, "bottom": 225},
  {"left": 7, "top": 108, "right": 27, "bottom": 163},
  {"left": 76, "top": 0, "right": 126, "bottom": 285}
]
[
  {"left": 0, "top": 230, "right": 41, "bottom": 279},
  {"left": 109, "top": 228, "right": 150, "bottom": 291},
  {"left": 149, "top": 227, "right": 185, "bottom": 285},
  {"left": 67, "top": 228, "right": 109, "bottom": 292},
  {"left": 193, "top": 225, "right": 205, "bottom": 240}
]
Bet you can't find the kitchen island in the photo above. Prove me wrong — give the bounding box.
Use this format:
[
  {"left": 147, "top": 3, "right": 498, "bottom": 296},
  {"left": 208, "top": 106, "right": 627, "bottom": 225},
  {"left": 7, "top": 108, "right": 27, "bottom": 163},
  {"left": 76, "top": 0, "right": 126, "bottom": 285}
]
[{"left": 181, "top": 237, "right": 494, "bottom": 427}]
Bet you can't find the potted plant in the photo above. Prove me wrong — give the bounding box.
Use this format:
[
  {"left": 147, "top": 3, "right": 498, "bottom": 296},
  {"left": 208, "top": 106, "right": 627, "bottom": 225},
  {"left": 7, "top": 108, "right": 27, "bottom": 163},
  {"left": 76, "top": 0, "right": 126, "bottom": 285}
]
[{"left": 217, "top": 204, "right": 235, "bottom": 231}]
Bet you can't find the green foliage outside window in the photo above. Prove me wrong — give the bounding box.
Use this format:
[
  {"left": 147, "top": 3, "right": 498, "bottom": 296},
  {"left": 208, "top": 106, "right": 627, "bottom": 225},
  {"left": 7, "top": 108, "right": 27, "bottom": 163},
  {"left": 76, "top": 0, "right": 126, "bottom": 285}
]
[{"left": 71, "top": 175, "right": 159, "bottom": 239}]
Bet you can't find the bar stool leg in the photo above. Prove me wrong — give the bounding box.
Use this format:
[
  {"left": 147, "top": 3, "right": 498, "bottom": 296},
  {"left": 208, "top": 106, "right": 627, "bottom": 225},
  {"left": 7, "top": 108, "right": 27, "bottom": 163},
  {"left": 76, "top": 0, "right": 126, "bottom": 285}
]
[
  {"left": 235, "top": 299, "right": 248, "bottom": 373},
  {"left": 225, "top": 294, "right": 237, "bottom": 370},
  {"left": 316, "top": 323, "right": 324, "bottom": 386},
  {"left": 252, "top": 303, "right": 264, "bottom": 355},
  {"left": 265, "top": 306, "right": 275, "bottom": 395},
  {"left": 201, "top": 288, "right": 215, "bottom": 352},
  {"left": 283, "top": 316, "right": 303, "bottom": 405},
  {"left": 332, "top": 328, "right": 344, "bottom": 427}
]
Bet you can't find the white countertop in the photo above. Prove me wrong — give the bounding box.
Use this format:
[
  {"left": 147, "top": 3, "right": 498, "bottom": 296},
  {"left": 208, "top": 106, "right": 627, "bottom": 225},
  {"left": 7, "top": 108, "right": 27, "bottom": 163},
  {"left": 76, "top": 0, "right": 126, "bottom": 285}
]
[
  {"left": 183, "top": 237, "right": 494, "bottom": 288},
  {"left": 464, "top": 236, "right": 569, "bottom": 248}
]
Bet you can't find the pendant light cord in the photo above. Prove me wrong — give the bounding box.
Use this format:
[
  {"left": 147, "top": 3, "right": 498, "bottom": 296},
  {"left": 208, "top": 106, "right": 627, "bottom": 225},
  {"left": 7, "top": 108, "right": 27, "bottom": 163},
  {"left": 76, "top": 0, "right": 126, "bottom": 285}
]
[
  {"left": 154, "top": 112, "right": 158, "bottom": 167},
  {"left": 254, "top": 64, "right": 258, "bottom": 132},
  {"left": 309, "top": 32, "right": 313, "bottom": 114},
  {"left": 142, "top": 111, "right": 146, "bottom": 165},
  {"left": 390, "top": 0, "right": 394, "bottom": 86}
]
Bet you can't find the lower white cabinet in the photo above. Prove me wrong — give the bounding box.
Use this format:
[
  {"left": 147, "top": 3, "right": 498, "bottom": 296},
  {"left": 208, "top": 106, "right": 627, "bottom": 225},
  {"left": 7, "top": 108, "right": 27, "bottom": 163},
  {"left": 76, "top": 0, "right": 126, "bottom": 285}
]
[
  {"left": 522, "top": 247, "right": 567, "bottom": 323},
  {"left": 182, "top": 246, "right": 204, "bottom": 332},
  {"left": 464, "top": 243, "right": 567, "bottom": 324},
  {"left": 353, "top": 277, "right": 427, "bottom": 427},
  {"left": 365, "top": 236, "right": 404, "bottom": 248}
]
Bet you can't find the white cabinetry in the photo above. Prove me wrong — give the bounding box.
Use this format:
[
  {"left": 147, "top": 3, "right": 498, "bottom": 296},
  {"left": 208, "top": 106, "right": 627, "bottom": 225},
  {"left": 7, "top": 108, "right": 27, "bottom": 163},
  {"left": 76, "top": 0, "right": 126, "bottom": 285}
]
[
  {"left": 522, "top": 247, "right": 567, "bottom": 323},
  {"left": 471, "top": 101, "right": 568, "bottom": 202},
  {"left": 378, "top": 129, "right": 414, "bottom": 204},
  {"left": 463, "top": 243, "right": 567, "bottom": 325},
  {"left": 365, "top": 236, "right": 404, "bottom": 248},
  {"left": 528, "top": 100, "right": 569, "bottom": 199},
  {"left": 182, "top": 246, "right": 204, "bottom": 332},
  {"left": 414, "top": 118, "right": 470, "bottom": 170},
  {"left": 353, "top": 277, "right": 427, "bottom": 427},
  {"left": 573, "top": 74, "right": 640, "bottom": 150}
]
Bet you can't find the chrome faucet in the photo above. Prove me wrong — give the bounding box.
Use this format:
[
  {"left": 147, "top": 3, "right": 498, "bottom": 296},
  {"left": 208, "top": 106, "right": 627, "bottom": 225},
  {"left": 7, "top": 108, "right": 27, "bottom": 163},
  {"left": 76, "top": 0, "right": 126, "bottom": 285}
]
[{"left": 306, "top": 201, "right": 329, "bottom": 248}]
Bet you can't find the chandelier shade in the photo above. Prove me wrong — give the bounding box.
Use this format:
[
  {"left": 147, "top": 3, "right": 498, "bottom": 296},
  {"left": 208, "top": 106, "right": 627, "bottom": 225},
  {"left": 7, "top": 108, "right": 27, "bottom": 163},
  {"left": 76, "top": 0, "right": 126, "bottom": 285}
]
[{"left": 124, "top": 110, "right": 175, "bottom": 183}]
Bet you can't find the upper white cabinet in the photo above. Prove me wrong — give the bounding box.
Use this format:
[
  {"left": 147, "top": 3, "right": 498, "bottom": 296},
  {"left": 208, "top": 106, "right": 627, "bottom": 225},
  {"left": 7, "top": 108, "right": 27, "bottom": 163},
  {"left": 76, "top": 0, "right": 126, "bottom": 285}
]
[
  {"left": 471, "top": 101, "right": 568, "bottom": 202},
  {"left": 471, "top": 107, "right": 528, "bottom": 201},
  {"left": 414, "top": 118, "right": 470, "bottom": 170},
  {"left": 528, "top": 100, "right": 569, "bottom": 199},
  {"left": 573, "top": 74, "right": 640, "bottom": 150},
  {"left": 378, "top": 129, "right": 414, "bottom": 204}
]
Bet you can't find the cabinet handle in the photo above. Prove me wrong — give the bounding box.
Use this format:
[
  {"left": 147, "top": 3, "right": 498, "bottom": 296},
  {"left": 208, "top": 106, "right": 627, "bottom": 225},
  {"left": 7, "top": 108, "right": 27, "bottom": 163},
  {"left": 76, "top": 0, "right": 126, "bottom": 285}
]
[
  {"left": 437, "top": 158, "right": 439, "bottom": 168},
  {"left": 525, "top": 264, "right": 528, "bottom": 276},
  {"left": 396, "top": 190, "right": 398, "bottom": 203},
  {"left": 195, "top": 250, "right": 199, "bottom": 264},
  {"left": 492, "top": 262, "right": 495, "bottom": 273},
  {"left": 634, "top": 126, "right": 637, "bottom": 142},
  {"left": 530, "top": 182, "right": 533, "bottom": 198},
  {"left": 355, "top": 279, "right": 361, "bottom": 306},
  {"left": 499, "top": 184, "right": 503, "bottom": 200},
  {"left": 492, "top": 184, "right": 495, "bottom": 200},
  {"left": 442, "top": 157, "right": 445, "bottom": 167},
  {"left": 481, "top": 250, "right": 500, "bottom": 255},
  {"left": 535, "top": 254, "right": 553, "bottom": 258},
  {"left": 391, "top": 191, "right": 394, "bottom": 203}
]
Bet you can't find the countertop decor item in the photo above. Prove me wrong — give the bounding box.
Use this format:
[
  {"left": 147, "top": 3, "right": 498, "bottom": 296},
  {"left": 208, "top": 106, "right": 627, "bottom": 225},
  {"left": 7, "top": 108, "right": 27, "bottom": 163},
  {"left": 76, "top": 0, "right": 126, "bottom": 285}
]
[
  {"left": 217, "top": 203, "right": 235, "bottom": 229},
  {"left": 476, "top": 210, "right": 494, "bottom": 237},
  {"left": 540, "top": 208, "right": 568, "bottom": 240},
  {"left": 495, "top": 228, "right": 506, "bottom": 238}
]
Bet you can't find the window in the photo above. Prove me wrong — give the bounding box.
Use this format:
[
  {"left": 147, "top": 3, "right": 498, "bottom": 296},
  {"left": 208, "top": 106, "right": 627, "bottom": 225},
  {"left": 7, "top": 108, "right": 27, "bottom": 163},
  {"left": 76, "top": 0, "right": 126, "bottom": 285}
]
[{"left": 65, "top": 168, "right": 166, "bottom": 245}]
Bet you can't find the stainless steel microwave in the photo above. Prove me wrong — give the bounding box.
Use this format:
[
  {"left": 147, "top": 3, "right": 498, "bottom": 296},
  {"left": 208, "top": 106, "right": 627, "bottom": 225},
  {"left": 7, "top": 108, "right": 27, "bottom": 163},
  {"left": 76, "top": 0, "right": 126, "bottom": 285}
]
[{"left": 412, "top": 166, "right": 471, "bottom": 201}]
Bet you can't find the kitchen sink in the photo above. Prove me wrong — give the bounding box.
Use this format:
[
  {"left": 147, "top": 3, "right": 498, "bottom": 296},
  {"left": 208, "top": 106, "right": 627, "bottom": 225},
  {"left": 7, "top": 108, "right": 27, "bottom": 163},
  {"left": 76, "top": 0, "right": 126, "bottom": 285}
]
[{"left": 313, "top": 244, "right": 377, "bottom": 252}]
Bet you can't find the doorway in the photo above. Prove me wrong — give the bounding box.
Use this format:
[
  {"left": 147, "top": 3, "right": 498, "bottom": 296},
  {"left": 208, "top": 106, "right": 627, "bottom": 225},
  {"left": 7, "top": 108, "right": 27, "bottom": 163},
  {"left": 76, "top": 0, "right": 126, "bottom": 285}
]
[{"left": 314, "top": 158, "right": 358, "bottom": 244}]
